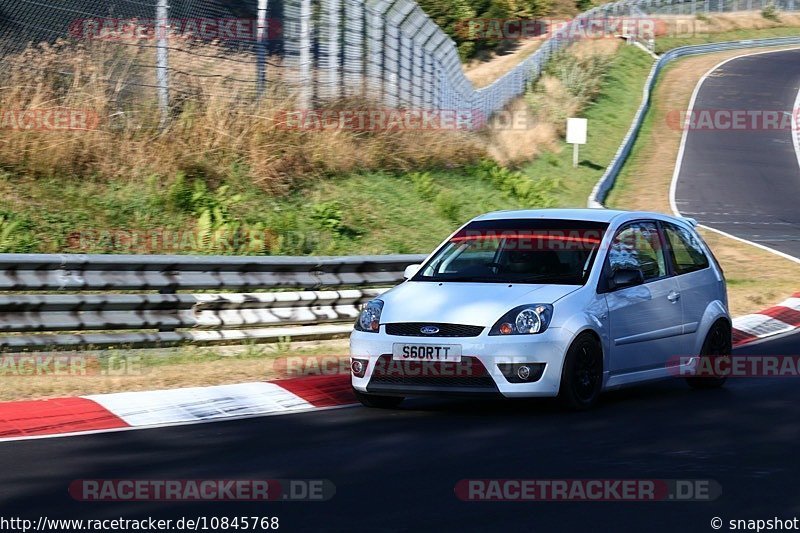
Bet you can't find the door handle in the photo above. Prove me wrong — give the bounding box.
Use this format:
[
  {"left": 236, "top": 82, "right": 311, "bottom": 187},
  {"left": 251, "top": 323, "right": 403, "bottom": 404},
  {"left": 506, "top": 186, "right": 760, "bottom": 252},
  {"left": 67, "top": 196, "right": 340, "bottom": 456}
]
[{"left": 667, "top": 291, "right": 681, "bottom": 303}]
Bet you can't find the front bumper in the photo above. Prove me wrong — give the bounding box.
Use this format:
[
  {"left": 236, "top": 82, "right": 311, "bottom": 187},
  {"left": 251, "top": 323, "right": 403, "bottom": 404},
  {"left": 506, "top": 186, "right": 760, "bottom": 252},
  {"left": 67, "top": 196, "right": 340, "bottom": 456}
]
[{"left": 350, "top": 327, "right": 571, "bottom": 398}]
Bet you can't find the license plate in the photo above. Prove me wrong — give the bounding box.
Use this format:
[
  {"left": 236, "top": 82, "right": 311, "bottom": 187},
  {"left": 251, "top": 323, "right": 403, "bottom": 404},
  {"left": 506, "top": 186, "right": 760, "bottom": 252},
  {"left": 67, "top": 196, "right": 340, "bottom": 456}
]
[{"left": 392, "top": 343, "right": 462, "bottom": 362}]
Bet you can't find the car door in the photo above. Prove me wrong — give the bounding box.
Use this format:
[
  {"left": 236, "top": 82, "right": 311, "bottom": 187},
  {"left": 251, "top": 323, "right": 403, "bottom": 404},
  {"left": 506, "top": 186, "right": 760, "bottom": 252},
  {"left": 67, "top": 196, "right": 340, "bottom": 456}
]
[
  {"left": 662, "top": 221, "right": 720, "bottom": 350},
  {"left": 603, "top": 221, "right": 686, "bottom": 375}
]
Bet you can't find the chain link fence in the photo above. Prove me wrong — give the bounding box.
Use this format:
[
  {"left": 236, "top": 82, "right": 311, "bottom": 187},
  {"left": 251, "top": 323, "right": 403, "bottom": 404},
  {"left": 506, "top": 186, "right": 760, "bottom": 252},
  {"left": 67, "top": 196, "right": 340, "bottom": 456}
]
[{"left": 0, "top": 0, "right": 798, "bottom": 127}]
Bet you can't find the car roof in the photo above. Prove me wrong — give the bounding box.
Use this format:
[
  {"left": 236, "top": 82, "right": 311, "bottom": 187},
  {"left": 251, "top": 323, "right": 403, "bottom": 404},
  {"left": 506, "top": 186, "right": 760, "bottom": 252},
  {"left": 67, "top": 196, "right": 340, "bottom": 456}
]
[{"left": 471, "top": 208, "right": 691, "bottom": 226}]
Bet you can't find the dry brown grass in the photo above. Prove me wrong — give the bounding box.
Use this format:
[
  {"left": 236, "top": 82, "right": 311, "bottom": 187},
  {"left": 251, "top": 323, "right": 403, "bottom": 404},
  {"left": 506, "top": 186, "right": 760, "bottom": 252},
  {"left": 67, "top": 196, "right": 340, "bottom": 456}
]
[
  {"left": 480, "top": 39, "right": 621, "bottom": 167},
  {"left": 606, "top": 46, "right": 800, "bottom": 316},
  {"left": 0, "top": 40, "right": 485, "bottom": 192},
  {"left": 464, "top": 38, "right": 543, "bottom": 88},
  {"left": 570, "top": 38, "right": 621, "bottom": 59},
  {"left": 657, "top": 11, "right": 800, "bottom": 37},
  {"left": 483, "top": 98, "right": 559, "bottom": 165}
]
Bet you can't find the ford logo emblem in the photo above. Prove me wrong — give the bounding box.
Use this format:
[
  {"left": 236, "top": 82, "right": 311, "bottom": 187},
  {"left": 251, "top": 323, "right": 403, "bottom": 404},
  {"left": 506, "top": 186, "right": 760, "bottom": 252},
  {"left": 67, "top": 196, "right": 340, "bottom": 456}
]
[{"left": 420, "top": 325, "right": 439, "bottom": 335}]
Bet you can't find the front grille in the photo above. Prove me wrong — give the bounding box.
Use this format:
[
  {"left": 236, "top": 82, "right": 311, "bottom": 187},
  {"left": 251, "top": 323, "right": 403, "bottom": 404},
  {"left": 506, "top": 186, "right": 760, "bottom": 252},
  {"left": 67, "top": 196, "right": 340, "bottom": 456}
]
[
  {"left": 367, "top": 355, "right": 498, "bottom": 391},
  {"left": 384, "top": 322, "right": 485, "bottom": 337}
]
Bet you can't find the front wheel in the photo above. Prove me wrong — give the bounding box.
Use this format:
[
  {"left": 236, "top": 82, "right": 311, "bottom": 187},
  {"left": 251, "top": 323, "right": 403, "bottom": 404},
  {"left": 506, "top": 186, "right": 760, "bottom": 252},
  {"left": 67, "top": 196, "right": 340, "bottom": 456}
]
[
  {"left": 558, "top": 332, "right": 604, "bottom": 411},
  {"left": 353, "top": 388, "right": 404, "bottom": 409},
  {"left": 686, "top": 320, "right": 731, "bottom": 390}
]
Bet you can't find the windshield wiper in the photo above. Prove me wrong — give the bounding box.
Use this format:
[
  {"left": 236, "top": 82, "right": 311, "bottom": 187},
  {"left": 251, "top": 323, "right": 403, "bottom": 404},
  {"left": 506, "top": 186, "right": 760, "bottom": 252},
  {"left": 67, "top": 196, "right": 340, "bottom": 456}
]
[
  {"left": 506, "top": 273, "right": 582, "bottom": 283},
  {"left": 434, "top": 276, "right": 486, "bottom": 282}
]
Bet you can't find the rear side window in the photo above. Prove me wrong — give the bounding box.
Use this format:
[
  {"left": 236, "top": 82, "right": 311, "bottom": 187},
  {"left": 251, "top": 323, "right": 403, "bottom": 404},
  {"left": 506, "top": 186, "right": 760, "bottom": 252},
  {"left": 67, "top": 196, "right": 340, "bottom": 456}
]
[{"left": 663, "top": 223, "right": 709, "bottom": 275}]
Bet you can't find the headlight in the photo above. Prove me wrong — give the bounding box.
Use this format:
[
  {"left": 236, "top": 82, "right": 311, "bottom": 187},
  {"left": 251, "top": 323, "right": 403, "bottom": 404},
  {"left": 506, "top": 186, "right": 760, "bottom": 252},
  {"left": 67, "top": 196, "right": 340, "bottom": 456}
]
[
  {"left": 354, "top": 299, "right": 383, "bottom": 333},
  {"left": 489, "top": 304, "right": 553, "bottom": 336}
]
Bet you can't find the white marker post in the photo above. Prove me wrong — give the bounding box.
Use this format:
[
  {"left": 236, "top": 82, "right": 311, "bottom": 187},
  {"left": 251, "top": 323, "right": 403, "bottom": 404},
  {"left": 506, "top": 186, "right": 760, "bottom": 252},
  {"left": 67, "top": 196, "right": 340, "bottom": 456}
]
[{"left": 566, "top": 117, "right": 587, "bottom": 168}]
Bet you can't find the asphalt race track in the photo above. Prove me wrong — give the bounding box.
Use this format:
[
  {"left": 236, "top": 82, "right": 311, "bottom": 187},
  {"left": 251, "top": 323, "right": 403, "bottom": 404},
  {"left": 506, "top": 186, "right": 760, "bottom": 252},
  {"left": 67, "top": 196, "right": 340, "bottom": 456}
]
[
  {"left": 674, "top": 48, "right": 800, "bottom": 259},
  {"left": 1, "top": 331, "right": 800, "bottom": 532}
]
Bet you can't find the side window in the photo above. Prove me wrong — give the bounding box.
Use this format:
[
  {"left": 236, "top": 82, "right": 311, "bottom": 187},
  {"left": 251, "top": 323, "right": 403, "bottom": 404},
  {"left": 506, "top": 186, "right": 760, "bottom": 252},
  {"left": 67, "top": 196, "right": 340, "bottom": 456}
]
[
  {"left": 663, "top": 223, "right": 709, "bottom": 275},
  {"left": 608, "top": 221, "right": 667, "bottom": 281}
]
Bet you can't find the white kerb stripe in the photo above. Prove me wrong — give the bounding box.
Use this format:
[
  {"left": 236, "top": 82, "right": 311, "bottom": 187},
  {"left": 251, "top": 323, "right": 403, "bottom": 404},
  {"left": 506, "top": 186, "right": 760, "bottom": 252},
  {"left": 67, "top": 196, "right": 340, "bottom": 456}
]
[
  {"left": 732, "top": 315, "right": 795, "bottom": 338},
  {"left": 84, "top": 382, "right": 314, "bottom": 427}
]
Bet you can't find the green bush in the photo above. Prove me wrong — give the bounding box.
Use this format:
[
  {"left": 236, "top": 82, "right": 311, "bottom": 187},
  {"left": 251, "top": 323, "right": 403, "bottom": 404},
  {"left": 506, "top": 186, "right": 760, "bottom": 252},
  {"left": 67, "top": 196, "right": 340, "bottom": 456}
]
[
  {"left": 416, "top": 0, "right": 559, "bottom": 61},
  {"left": 469, "top": 160, "right": 559, "bottom": 207},
  {"left": 761, "top": 3, "right": 781, "bottom": 21},
  {"left": 310, "top": 201, "right": 345, "bottom": 234},
  {"left": 0, "top": 212, "right": 36, "bottom": 253}
]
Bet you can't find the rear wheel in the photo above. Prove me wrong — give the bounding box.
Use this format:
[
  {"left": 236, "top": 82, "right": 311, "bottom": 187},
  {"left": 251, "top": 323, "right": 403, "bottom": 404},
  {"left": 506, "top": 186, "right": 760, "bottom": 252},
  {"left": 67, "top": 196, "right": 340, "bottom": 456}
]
[
  {"left": 686, "top": 320, "right": 731, "bottom": 390},
  {"left": 559, "top": 333, "right": 603, "bottom": 410},
  {"left": 353, "top": 388, "right": 404, "bottom": 409}
]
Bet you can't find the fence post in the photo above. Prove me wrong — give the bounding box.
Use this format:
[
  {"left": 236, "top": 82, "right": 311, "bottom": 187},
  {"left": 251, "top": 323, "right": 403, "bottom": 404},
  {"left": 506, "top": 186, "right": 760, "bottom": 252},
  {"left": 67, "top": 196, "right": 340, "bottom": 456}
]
[
  {"left": 284, "top": 0, "right": 313, "bottom": 108},
  {"left": 256, "top": 0, "right": 269, "bottom": 97},
  {"left": 318, "top": 0, "right": 341, "bottom": 100},
  {"left": 156, "top": 0, "right": 170, "bottom": 129},
  {"left": 344, "top": 0, "right": 365, "bottom": 97}
]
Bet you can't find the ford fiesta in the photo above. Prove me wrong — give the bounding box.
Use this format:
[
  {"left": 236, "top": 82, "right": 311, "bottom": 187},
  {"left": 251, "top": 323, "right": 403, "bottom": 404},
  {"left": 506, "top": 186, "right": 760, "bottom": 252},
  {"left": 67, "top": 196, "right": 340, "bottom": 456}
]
[{"left": 349, "top": 209, "right": 732, "bottom": 410}]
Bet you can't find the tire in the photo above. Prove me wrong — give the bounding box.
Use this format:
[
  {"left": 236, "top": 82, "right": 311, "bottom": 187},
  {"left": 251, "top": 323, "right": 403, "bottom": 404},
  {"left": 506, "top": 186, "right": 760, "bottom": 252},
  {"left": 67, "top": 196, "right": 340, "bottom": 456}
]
[
  {"left": 686, "top": 319, "right": 731, "bottom": 390},
  {"left": 558, "top": 332, "right": 604, "bottom": 411},
  {"left": 353, "top": 388, "right": 404, "bottom": 409}
]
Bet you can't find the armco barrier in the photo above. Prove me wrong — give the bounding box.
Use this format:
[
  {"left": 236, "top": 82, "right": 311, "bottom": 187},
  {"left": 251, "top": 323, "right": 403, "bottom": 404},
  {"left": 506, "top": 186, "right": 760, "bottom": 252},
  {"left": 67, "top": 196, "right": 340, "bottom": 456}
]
[
  {"left": 0, "top": 253, "right": 426, "bottom": 351},
  {"left": 588, "top": 36, "right": 800, "bottom": 208}
]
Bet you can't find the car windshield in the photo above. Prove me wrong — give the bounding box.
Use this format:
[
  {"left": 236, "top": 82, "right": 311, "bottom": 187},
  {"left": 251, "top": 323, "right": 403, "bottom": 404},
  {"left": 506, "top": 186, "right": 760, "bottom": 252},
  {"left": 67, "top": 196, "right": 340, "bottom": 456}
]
[{"left": 414, "top": 218, "right": 609, "bottom": 285}]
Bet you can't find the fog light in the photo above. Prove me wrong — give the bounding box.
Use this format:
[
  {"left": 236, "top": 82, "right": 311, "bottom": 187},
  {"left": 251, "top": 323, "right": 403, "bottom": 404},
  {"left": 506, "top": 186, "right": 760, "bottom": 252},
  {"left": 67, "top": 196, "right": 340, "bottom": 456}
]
[
  {"left": 497, "top": 363, "right": 546, "bottom": 383},
  {"left": 351, "top": 358, "right": 367, "bottom": 378}
]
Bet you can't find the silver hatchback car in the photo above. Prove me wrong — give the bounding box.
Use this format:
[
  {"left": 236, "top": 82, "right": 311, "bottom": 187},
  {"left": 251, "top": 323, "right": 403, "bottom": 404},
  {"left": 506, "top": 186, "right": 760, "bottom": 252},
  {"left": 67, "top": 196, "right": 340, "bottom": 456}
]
[{"left": 350, "top": 209, "right": 731, "bottom": 409}]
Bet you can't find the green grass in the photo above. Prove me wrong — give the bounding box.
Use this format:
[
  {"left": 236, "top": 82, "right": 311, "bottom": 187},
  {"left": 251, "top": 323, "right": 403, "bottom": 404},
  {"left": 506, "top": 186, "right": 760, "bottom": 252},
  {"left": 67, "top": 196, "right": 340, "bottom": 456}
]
[
  {"left": 519, "top": 45, "right": 655, "bottom": 207},
  {"left": 602, "top": 60, "right": 668, "bottom": 209},
  {"left": 0, "top": 164, "right": 551, "bottom": 255},
  {"left": 655, "top": 25, "right": 800, "bottom": 54}
]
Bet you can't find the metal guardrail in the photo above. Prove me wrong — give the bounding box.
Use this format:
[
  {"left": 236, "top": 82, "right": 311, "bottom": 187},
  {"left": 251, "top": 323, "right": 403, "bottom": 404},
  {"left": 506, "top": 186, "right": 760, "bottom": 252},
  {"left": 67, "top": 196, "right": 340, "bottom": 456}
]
[
  {"left": 588, "top": 36, "right": 800, "bottom": 208},
  {"left": 0, "top": 253, "right": 426, "bottom": 351}
]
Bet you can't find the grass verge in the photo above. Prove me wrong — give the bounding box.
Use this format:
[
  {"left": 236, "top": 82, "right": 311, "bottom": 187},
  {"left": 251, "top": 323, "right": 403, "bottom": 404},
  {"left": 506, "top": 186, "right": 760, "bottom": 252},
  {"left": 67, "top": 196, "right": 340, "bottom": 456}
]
[
  {"left": 656, "top": 12, "right": 800, "bottom": 53},
  {"left": 519, "top": 43, "right": 654, "bottom": 207},
  {"left": 0, "top": 340, "right": 350, "bottom": 402}
]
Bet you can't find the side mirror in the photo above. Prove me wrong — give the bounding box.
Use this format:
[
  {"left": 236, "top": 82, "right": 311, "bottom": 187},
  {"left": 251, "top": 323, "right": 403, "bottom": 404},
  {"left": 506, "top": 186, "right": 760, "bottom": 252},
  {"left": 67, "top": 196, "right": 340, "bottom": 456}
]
[
  {"left": 403, "top": 264, "right": 422, "bottom": 280},
  {"left": 609, "top": 267, "right": 644, "bottom": 291}
]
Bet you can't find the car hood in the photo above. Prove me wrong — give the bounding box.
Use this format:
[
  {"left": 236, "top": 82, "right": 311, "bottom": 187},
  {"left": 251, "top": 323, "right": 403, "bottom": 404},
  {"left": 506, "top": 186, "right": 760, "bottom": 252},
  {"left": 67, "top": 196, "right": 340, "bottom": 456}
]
[{"left": 378, "top": 282, "right": 580, "bottom": 327}]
